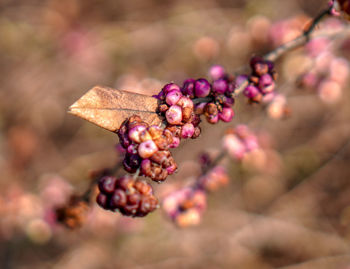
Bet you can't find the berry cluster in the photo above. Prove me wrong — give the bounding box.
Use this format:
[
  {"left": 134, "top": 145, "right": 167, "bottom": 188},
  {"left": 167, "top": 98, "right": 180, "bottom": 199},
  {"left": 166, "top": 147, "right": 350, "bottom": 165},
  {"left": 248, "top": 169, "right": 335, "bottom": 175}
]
[
  {"left": 117, "top": 115, "right": 177, "bottom": 182},
  {"left": 298, "top": 36, "right": 348, "bottom": 105},
  {"left": 155, "top": 83, "right": 201, "bottom": 139},
  {"left": 55, "top": 196, "right": 89, "bottom": 229},
  {"left": 162, "top": 187, "right": 207, "bottom": 227},
  {"left": 155, "top": 65, "right": 235, "bottom": 128},
  {"left": 242, "top": 56, "right": 277, "bottom": 103},
  {"left": 222, "top": 125, "right": 259, "bottom": 160},
  {"left": 197, "top": 165, "right": 229, "bottom": 192},
  {"left": 96, "top": 175, "right": 158, "bottom": 217}
]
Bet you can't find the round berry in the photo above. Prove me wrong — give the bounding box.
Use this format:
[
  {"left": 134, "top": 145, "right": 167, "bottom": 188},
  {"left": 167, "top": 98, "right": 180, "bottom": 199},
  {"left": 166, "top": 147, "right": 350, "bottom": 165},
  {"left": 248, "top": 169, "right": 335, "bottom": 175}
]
[
  {"left": 138, "top": 140, "right": 158, "bottom": 159},
  {"left": 219, "top": 107, "right": 234, "bottom": 122},
  {"left": 212, "top": 79, "right": 228, "bottom": 94},
  {"left": 181, "top": 123, "right": 195, "bottom": 139},
  {"left": 98, "top": 176, "right": 117, "bottom": 194},
  {"left": 182, "top": 79, "right": 195, "bottom": 98},
  {"left": 162, "top": 83, "right": 181, "bottom": 95},
  {"left": 96, "top": 193, "right": 109, "bottom": 209},
  {"left": 194, "top": 79, "right": 211, "bottom": 97},
  {"left": 165, "top": 105, "right": 183, "bottom": 125},
  {"left": 243, "top": 85, "right": 260, "bottom": 98},
  {"left": 209, "top": 65, "right": 225, "bottom": 80},
  {"left": 110, "top": 189, "right": 127, "bottom": 209},
  {"left": 166, "top": 90, "right": 182, "bottom": 106}
]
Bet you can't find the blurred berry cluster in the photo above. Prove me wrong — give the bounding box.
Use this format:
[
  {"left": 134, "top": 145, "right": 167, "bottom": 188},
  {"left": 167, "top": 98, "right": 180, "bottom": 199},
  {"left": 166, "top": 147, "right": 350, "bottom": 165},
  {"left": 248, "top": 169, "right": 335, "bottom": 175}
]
[
  {"left": 162, "top": 152, "right": 229, "bottom": 227},
  {"left": 117, "top": 115, "right": 177, "bottom": 182},
  {"left": 242, "top": 56, "right": 277, "bottom": 103},
  {"left": 298, "top": 35, "right": 349, "bottom": 104},
  {"left": 96, "top": 175, "right": 158, "bottom": 217},
  {"left": 222, "top": 124, "right": 259, "bottom": 160}
]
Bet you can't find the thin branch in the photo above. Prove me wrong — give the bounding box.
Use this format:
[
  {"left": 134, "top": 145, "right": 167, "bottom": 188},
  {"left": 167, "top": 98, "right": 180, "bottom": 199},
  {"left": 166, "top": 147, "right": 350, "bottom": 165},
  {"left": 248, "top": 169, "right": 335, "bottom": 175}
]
[{"left": 232, "top": 6, "right": 336, "bottom": 97}]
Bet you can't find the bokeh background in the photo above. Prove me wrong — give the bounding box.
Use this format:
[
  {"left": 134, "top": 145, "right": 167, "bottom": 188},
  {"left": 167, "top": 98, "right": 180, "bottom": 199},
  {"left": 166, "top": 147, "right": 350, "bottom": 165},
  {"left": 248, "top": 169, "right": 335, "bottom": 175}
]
[{"left": 1, "top": 0, "right": 350, "bottom": 268}]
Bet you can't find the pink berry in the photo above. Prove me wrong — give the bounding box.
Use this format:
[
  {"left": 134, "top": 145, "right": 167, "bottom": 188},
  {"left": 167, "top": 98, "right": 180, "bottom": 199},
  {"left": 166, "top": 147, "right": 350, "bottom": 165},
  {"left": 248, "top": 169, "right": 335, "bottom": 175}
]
[
  {"left": 166, "top": 90, "right": 183, "bottom": 106},
  {"left": 181, "top": 123, "right": 195, "bottom": 138},
  {"left": 243, "top": 85, "right": 260, "bottom": 98},
  {"left": 128, "top": 125, "right": 147, "bottom": 143},
  {"left": 166, "top": 105, "right": 183, "bottom": 125},
  {"left": 259, "top": 74, "right": 275, "bottom": 94},
  {"left": 138, "top": 140, "right": 158, "bottom": 159},
  {"left": 169, "top": 136, "right": 180, "bottom": 148},
  {"left": 219, "top": 107, "right": 234, "bottom": 122},
  {"left": 177, "top": 96, "right": 194, "bottom": 109},
  {"left": 162, "top": 83, "right": 181, "bottom": 94},
  {"left": 209, "top": 65, "right": 225, "bottom": 80}
]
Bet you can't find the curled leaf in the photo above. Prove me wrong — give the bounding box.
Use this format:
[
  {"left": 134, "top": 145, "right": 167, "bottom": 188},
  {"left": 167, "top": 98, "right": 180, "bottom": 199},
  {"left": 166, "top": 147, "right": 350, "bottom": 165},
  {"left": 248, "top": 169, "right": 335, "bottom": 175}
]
[{"left": 68, "top": 86, "right": 162, "bottom": 132}]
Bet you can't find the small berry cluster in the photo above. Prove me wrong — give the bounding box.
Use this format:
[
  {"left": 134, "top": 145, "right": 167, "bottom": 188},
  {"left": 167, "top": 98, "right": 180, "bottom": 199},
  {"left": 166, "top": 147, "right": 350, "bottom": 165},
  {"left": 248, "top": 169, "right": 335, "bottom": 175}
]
[
  {"left": 162, "top": 187, "right": 207, "bottom": 227},
  {"left": 96, "top": 175, "right": 158, "bottom": 217},
  {"left": 197, "top": 165, "right": 229, "bottom": 192},
  {"left": 55, "top": 196, "right": 89, "bottom": 229},
  {"left": 162, "top": 152, "right": 229, "bottom": 227},
  {"left": 222, "top": 125, "right": 259, "bottom": 160},
  {"left": 155, "top": 65, "right": 235, "bottom": 129},
  {"left": 117, "top": 115, "right": 177, "bottom": 182},
  {"left": 242, "top": 56, "right": 277, "bottom": 103},
  {"left": 298, "top": 36, "right": 348, "bottom": 105},
  {"left": 155, "top": 83, "right": 201, "bottom": 139}
]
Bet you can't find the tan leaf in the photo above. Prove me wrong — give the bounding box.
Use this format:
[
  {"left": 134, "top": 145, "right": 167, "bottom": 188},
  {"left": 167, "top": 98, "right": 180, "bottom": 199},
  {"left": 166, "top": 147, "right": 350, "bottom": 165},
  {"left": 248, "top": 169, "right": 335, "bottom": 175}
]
[{"left": 68, "top": 86, "right": 162, "bottom": 132}]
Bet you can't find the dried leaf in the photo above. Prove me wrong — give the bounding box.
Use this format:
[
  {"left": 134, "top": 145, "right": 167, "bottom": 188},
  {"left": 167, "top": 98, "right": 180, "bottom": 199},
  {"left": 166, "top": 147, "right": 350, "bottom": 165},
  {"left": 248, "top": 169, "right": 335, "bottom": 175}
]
[{"left": 68, "top": 86, "right": 162, "bottom": 132}]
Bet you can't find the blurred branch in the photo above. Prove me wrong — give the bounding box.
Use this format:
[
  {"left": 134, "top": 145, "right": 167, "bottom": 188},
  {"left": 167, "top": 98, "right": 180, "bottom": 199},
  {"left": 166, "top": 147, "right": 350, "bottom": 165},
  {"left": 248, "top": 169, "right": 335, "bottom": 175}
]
[{"left": 233, "top": 6, "right": 344, "bottom": 97}]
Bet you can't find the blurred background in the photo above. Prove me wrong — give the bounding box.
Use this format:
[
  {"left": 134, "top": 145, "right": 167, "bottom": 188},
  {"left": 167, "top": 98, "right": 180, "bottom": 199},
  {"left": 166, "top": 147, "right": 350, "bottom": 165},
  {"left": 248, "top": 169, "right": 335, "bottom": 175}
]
[{"left": 1, "top": 0, "right": 350, "bottom": 268}]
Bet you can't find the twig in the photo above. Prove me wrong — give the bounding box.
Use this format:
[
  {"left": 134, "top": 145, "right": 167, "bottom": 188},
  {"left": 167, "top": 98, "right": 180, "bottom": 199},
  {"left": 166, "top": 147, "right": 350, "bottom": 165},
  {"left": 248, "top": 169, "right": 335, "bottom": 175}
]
[{"left": 233, "top": 6, "right": 334, "bottom": 97}]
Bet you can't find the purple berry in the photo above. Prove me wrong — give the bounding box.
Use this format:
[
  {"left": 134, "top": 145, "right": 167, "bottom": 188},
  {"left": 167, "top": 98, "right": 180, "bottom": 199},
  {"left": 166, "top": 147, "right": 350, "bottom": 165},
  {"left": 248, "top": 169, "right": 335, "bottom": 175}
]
[
  {"left": 96, "top": 193, "right": 109, "bottom": 209},
  {"left": 226, "top": 82, "right": 236, "bottom": 94},
  {"left": 219, "top": 107, "right": 234, "bottom": 122},
  {"left": 212, "top": 79, "right": 228, "bottom": 94},
  {"left": 182, "top": 79, "right": 195, "bottom": 98},
  {"left": 127, "top": 144, "right": 138, "bottom": 155},
  {"left": 236, "top": 75, "right": 249, "bottom": 87},
  {"left": 98, "top": 176, "right": 117, "bottom": 194},
  {"left": 166, "top": 90, "right": 182, "bottom": 106},
  {"left": 243, "top": 85, "right": 260, "bottom": 98},
  {"left": 194, "top": 79, "right": 211, "bottom": 97},
  {"left": 181, "top": 123, "right": 195, "bottom": 139},
  {"left": 162, "top": 83, "right": 181, "bottom": 95},
  {"left": 165, "top": 105, "right": 183, "bottom": 125},
  {"left": 209, "top": 65, "right": 225, "bottom": 80},
  {"left": 110, "top": 189, "right": 127, "bottom": 209},
  {"left": 259, "top": 74, "right": 275, "bottom": 94},
  {"left": 138, "top": 140, "right": 158, "bottom": 159}
]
